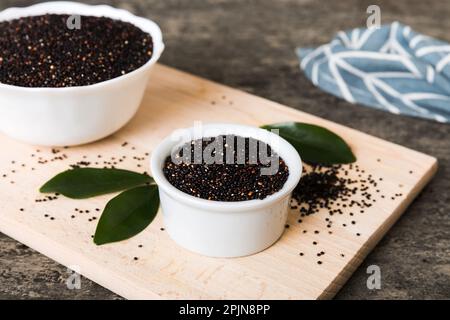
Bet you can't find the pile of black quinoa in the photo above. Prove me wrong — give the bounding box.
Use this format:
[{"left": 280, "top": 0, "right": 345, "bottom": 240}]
[
  {"left": 292, "top": 163, "right": 381, "bottom": 218},
  {"left": 0, "top": 14, "right": 153, "bottom": 87},
  {"left": 163, "top": 135, "right": 290, "bottom": 201}
]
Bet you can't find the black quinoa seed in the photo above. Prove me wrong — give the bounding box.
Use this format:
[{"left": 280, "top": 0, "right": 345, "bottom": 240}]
[
  {"left": 291, "top": 164, "right": 377, "bottom": 217},
  {"left": 0, "top": 14, "right": 153, "bottom": 87},
  {"left": 163, "top": 135, "right": 289, "bottom": 202}
]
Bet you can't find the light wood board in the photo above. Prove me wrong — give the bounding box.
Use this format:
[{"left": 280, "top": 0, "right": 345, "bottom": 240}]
[{"left": 0, "top": 64, "right": 437, "bottom": 299}]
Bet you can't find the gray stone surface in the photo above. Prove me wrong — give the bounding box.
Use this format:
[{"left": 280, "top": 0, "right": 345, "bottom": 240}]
[{"left": 0, "top": 0, "right": 449, "bottom": 300}]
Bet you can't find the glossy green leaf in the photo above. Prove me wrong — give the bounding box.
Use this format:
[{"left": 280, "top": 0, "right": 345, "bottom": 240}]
[
  {"left": 40, "top": 168, "right": 154, "bottom": 199},
  {"left": 261, "top": 122, "right": 356, "bottom": 165},
  {"left": 94, "top": 185, "right": 160, "bottom": 245}
]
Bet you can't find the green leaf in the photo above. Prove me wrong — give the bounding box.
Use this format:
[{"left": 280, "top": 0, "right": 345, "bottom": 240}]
[
  {"left": 261, "top": 122, "right": 356, "bottom": 165},
  {"left": 40, "top": 168, "right": 154, "bottom": 199},
  {"left": 94, "top": 185, "right": 160, "bottom": 245}
]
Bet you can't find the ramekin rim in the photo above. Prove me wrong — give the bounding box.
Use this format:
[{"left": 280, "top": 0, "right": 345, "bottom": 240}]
[
  {"left": 150, "top": 123, "right": 302, "bottom": 212},
  {"left": 0, "top": 1, "right": 164, "bottom": 92}
]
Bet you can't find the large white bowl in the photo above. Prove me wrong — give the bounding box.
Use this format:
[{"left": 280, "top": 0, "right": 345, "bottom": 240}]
[
  {"left": 0, "top": 1, "right": 164, "bottom": 146},
  {"left": 150, "top": 123, "right": 302, "bottom": 258}
]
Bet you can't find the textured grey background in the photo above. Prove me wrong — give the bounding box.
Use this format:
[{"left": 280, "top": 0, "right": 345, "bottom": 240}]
[{"left": 0, "top": 0, "right": 449, "bottom": 300}]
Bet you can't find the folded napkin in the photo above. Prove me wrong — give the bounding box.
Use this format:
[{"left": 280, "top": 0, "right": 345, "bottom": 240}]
[{"left": 297, "top": 22, "right": 450, "bottom": 123}]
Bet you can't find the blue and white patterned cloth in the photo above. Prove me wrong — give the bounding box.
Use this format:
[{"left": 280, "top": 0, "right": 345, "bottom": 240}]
[{"left": 297, "top": 22, "right": 450, "bottom": 123}]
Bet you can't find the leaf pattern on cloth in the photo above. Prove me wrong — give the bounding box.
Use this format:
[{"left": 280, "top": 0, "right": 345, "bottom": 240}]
[{"left": 297, "top": 22, "right": 450, "bottom": 123}]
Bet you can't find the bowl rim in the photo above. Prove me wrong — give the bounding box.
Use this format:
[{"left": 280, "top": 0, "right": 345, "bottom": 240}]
[
  {"left": 0, "top": 1, "right": 165, "bottom": 92},
  {"left": 150, "top": 123, "right": 302, "bottom": 212}
]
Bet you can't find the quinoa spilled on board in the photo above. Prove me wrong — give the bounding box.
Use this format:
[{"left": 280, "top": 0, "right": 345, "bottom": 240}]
[{"left": 0, "top": 14, "right": 153, "bottom": 87}]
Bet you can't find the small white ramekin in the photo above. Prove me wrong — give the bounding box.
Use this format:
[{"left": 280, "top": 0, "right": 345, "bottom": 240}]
[
  {"left": 0, "top": 1, "right": 164, "bottom": 146},
  {"left": 150, "top": 123, "right": 302, "bottom": 258}
]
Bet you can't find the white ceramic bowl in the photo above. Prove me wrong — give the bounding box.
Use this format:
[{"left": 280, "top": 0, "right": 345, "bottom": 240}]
[
  {"left": 0, "top": 1, "right": 164, "bottom": 146},
  {"left": 150, "top": 123, "right": 302, "bottom": 258}
]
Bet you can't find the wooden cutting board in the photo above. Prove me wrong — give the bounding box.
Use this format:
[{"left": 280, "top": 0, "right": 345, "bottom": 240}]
[{"left": 0, "top": 64, "right": 437, "bottom": 299}]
